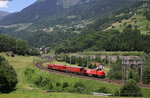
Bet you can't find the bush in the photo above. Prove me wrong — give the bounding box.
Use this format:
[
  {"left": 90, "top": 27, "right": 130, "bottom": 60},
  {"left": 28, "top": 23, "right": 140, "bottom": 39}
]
[
  {"left": 62, "top": 82, "right": 69, "bottom": 88},
  {"left": 119, "top": 80, "right": 142, "bottom": 97},
  {"left": 128, "top": 69, "right": 139, "bottom": 82},
  {"left": 33, "top": 76, "right": 43, "bottom": 86},
  {"left": 72, "top": 82, "right": 86, "bottom": 93},
  {"left": 107, "top": 58, "right": 122, "bottom": 80},
  {"left": 142, "top": 53, "right": 150, "bottom": 84},
  {"left": 40, "top": 78, "right": 49, "bottom": 87},
  {"left": 0, "top": 55, "right": 8, "bottom": 66},
  {"left": 0, "top": 55, "right": 18, "bottom": 93},
  {"left": 49, "top": 83, "right": 53, "bottom": 90},
  {"left": 88, "top": 64, "right": 93, "bottom": 69},
  {"left": 143, "top": 66, "right": 150, "bottom": 84},
  {"left": 56, "top": 82, "right": 61, "bottom": 87},
  {"left": 96, "top": 87, "right": 109, "bottom": 93},
  {"left": 25, "top": 68, "right": 35, "bottom": 75}
]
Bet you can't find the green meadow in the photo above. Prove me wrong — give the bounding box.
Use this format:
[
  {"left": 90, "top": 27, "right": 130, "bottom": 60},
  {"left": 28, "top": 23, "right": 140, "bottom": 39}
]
[{"left": 0, "top": 52, "right": 150, "bottom": 98}]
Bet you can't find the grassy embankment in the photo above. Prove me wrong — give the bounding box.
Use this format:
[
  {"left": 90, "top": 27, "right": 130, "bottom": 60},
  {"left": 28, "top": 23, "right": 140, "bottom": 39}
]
[
  {"left": 0, "top": 52, "right": 113, "bottom": 98},
  {"left": 0, "top": 52, "right": 150, "bottom": 98},
  {"left": 0, "top": 52, "right": 106, "bottom": 98}
]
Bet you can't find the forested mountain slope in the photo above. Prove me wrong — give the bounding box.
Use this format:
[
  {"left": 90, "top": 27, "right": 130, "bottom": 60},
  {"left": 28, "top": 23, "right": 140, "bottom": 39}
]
[
  {"left": 0, "top": 0, "right": 138, "bottom": 25},
  {"left": 0, "top": 0, "right": 63, "bottom": 24},
  {"left": 0, "top": 0, "right": 148, "bottom": 48},
  {"left": 53, "top": 3, "right": 150, "bottom": 53},
  {"left": 54, "top": 28, "right": 150, "bottom": 53}
]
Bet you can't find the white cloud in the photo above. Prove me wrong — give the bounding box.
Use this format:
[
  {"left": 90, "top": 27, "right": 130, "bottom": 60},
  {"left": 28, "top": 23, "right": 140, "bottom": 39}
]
[{"left": 0, "top": 1, "right": 9, "bottom": 8}]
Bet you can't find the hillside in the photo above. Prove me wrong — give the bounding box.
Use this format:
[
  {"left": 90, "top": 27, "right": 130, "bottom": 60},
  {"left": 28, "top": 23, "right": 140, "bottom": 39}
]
[
  {"left": 105, "top": 7, "right": 150, "bottom": 35},
  {"left": 0, "top": 0, "right": 63, "bottom": 24},
  {"left": 0, "top": 0, "right": 143, "bottom": 47},
  {"left": 0, "top": 0, "right": 87, "bottom": 24},
  {"left": 0, "top": 53, "right": 104, "bottom": 98},
  {"left": 53, "top": 3, "right": 150, "bottom": 54},
  {"left": 0, "top": 11, "right": 10, "bottom": 20},
  {"left": 0, "top": 1, "right": 150, "bottom": 97},
  {"left": 0, "top": 0, "right": 137, "bottom": 25},
  {"left": 0, "top": 52, "right": 150, "bottom": 98},
  {"left": 0, "top": 53, "right": 118, "bottom": 98}
]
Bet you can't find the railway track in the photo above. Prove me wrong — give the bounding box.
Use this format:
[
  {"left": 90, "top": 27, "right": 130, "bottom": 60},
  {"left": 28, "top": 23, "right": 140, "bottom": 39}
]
[{"left": 35, "top": 62, "right": 150, "bottom": 88}]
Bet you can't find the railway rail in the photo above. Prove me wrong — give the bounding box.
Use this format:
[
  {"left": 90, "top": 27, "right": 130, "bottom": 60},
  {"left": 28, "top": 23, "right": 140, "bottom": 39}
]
[{"left": 35, "top": 62, "right": 150, "bottom": 88}]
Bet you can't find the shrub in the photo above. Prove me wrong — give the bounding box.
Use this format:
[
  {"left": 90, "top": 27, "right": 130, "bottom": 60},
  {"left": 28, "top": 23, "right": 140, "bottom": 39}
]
[
  {"left": 107, "top": 58, "right": 122, "bottom": 80},
  {"left": 72, "top": 82, "right": 86, "bottom": 93},
  {"left": 115, "top": 90, "right": 120, "bottom": 96},
  {"left": 88, "top": 64, "right": 93, "bottom": 69},
  {"left": 62, "top": 82, "right": 69, "bottom": 88},
  {"left": 128, "top": 69, "right": 139, "bottom": 82},
  {"left": 0, "top": 55, "right": 18, "bottom": 93},
  {"left": 33, "top": 76, "right": 43, "bottom": 86},
  {"left": 25, "top": 68, "right": 35, "bottom": 75},
  {"left": 143, "top": 66, "right": 150, "bottom": 84},
  {"left": 0, "top": 55, "right": 8, "bottom": 66},
  {"left": 56, "top": 82, "right": 61, "bottom": 87},
  {"left": 96, "top": 87, "right": 109, "bottom": 93},
  {"left": 49, "top": 83, "right": 53, "bottom": 90},
  {"left": 40, "top": 78, "right": 49, "bottom": 87},
  {"left": 119, "top": 80, "right": 142, "bottom": 97}
]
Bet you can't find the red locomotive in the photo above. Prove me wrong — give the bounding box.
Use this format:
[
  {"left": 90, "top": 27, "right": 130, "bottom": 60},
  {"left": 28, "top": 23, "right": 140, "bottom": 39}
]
[{"left": 48, "top": 64, "right": 105, "bottom": 78}]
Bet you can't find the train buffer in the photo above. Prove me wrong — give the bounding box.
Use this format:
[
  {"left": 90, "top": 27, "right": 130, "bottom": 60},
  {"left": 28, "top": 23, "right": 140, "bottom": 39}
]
[{"left": 91, "top": 92, "right": 113, "bottom": 96}]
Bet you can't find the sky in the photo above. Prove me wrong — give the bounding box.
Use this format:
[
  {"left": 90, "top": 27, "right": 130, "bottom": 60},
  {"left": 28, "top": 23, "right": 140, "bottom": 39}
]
[{"left": 0, "top": 0, "right": 37, "bottom": 13}]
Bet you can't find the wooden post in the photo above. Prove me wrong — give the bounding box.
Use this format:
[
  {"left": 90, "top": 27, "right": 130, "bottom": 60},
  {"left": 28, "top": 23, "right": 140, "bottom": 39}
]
[
  {"left": 122, "top": 64, "right": 125, "bottom": 85},
  {"left": 76, "top": 56, "right": 77, "bottom": 65},
  {"left": 140, "top": 64, "right": 143, "bottom": 84},
  {"left": 65, "top": 55, "right": 66, "bottom": 66},
  {"left": 70, "top": 56, "right": 71, "bottom": 66},
  {"left": 87, "top": 56, "right": 88, "bottom": 68},
  {"left": 109, "top": 56, "right": 111, "bottom": 68},
  {"left": 126, "top": 65, "right": 128, "bottom": 81}
]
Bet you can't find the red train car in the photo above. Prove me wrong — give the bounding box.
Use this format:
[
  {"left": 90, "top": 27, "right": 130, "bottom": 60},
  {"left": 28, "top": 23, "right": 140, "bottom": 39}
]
[
  {"left": 86, "top": 69, "right": 97, "bottom": 76},
  {"left": 97, "top": 71, "right": 105, "bottom": 78},
  {"left": 86, "top": 69, "right": 105, "bottom": 77},
  {"left": 66, "top": 66, "right": 83, "bottom": 73},
  {"left": 48, "top": 64, "right": 66, "bottom": 71},
  {"left": 48, "top": 64, "right": 54, "bottom": 69}
]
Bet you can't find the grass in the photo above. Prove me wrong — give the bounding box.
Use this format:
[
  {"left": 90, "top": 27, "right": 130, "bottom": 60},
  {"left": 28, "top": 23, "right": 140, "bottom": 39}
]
[
  {"left": 72, "top": 51, "right": 144, "bottom": 56},
  {"left": 25, "top": 64, "right": 120, "bottom": 94},
  {"left": 0, "top": 90, "right": 109, "bottom": 98},
  {"left": 0, "top": 52, "right": 113, "bottom": 98},
  {"left": 0, "top": 52, "right": 150, "bottom": 98},
  {"left": 0, "top": 52, "right": 35, "bottom": 88},
  {"left": 142, "top": 88, "right": 150, "bottom": 98}
]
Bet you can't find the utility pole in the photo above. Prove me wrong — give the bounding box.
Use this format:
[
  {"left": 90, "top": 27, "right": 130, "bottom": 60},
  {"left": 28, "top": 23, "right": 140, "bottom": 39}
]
[
  {"left": 140, "top": 59, "right": 143, "bottom": 84},
  {"left": 87, "top": 56, "right": 88, "bottom": 68},
  {"left": 70, "top": 56, "right": 72, "bottom": 66},
  {"left": 109, "top": 56, "right": 111, "bottom": 68},
  {"left": 65, "top": 55, "right": 66, "bottom": 66},
  {"left": 69, "top": 55, "right": 72, "bottom": 75},
  {"left": 122, "top": 64, "right": 125, "bottom": 85},
  {"left": 75, "top": 56, "right": 78, "bottom": 65}
]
